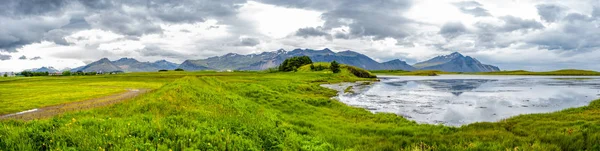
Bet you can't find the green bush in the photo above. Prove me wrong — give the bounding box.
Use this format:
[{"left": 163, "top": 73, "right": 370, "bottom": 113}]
[
  {"left": 62, "top": 71, "right": 71, "bottom": 76},
  {"left": 20, "top": 71, "right": 49, "bottom": 77},
  {"left": 330, "top": 61, "right": 341, "bottom": 73},
  {"left": 174, "top": 68, "right": 184, "bottom": 71},
  {"left": 345, "top": 66, "right": 377, "bottom": 78},
  {"left": 158, "top": 69, "right": 169, "bottom": 72},
  {"left": 310, "top": 64, "right": 328, "bottom": 71},
  {"left": 279, "top": 56, "right": 313, "bottom": 72}
]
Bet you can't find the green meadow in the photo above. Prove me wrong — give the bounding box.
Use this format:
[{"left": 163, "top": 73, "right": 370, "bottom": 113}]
[{"left": 1, "top": 70, "right": 599, "bottom": 150}]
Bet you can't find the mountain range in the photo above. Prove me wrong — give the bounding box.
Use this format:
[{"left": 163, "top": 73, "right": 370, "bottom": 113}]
[
  {"left": 39, "top": 48, "right": 499, "bottom": 73},
  {"left": 413, "top": 52, "right": 500, "bottom": 72},
  {"left": 179, "top": 48, "right": 417, "bottom": 71},
  {"left": 70, "top": 58, "right": 179, "bottom": 72}
]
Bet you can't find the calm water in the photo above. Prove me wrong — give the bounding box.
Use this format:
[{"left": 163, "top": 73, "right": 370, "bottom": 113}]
[{"left": 321, "top": 75, "right": 600, "bottom": 126}]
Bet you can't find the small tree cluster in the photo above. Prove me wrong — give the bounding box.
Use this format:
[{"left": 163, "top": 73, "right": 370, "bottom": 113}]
[
  {"left": 278, "top": 56, "right": 313, "bottom": 72},
  {"left": 310, "top": 64, "right": 328, "bottom": 71},
  {"left": 174, "top": 68, "right": 185, "bottom": 71},
  {"left": 62, "top": 71, "right": 71, "bottom": 76},
  {"left": 330, "top": 61, "right": 341, "bottom": 73},
  {"left": 20, "top": 71, "right": 49, "bottom": 77},
  {"left": 3, "top": 73, "right": 7, "bottom": 77}
]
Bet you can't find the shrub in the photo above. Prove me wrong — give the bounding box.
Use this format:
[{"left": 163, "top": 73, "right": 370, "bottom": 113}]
[
  {"left": 174, "top": 68, "right": 185, "bottom": 71},
  {"left": 279, "top": 56, "right": 313, "bottom": 72},
  {"left": 19, "top": 71, "right": 49, "bottom": 77},
  {"left": 310, "top": 64, "right": 328, "bottom": 71},
  {"left": 158, "top": 69, "right": 169, "bottom": 72},
  {"left": 345, "top": 66, "right": 377, "bottom": 78},
  {"left": 62, "top": 71, "right": 71, "bottom": 76},
  {"left": 2, "top": 73, "right": 6, "bottom": 77},
  {"left": 330, "top": 61, "right": 341, "bottom": 73}
]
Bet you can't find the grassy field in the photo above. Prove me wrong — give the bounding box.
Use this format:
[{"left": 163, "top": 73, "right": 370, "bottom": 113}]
[
  {"left": 372, "top": 69, "right": 600, "bottom": 76},
  {"left": 0, "top": 70, "right": 599, "bottom": 150}
]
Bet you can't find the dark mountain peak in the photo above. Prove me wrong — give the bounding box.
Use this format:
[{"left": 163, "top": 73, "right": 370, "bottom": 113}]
[
  {"left": 383, "top": 59, "right": 406, "bottom": 64},
  {"left": 154, "top": 59, "right": 168, "bottom": 63},
  {"left": 98, "top": 58, "right": 111, "bottom": 62},
  {"left": 450, "top": 52, "right": 463, "bottom": 56},
  {"left": 414, "top": 52, "right": 500, "bottom": 72},
  {"left": 322, "top": 48, "right": 333, "bottom": 53},
  {"left": 33, "top": 66, "right": 59, "bottom": 73},
  {"left": 442, "top": 52, "right": 464, "bottom": 59},
  {"left": 224, "top": 53, "right": 239, "bottom": 57},
  {"left": 337, "top": 50, "right": 361, "bottom": 56},
  {"left": 276, "top": 49, "right": 286, "bottom": 53}
]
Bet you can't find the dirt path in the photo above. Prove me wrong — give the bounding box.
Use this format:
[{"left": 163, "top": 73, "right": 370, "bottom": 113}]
[{"left": 0, "top": 89, "right": 150, "bottom": 121}]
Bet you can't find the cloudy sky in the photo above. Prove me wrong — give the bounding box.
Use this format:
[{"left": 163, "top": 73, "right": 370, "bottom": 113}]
[{"left": 1, "top": 0, "right": 599, "bottom": 72}]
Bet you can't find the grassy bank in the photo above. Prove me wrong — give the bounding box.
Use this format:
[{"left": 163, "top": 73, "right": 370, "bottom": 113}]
[{"left": 0, "top": 71, "right": 599, "bottom": 150}]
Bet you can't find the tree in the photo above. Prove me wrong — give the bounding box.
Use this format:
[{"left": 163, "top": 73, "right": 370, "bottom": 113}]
[
  {"left": 3, "top": 73, "right": 6, "bottom": 77},
  {"left": 330, "top": 61, "right": 341, "bottom": 73},
  {"left": 174, "top": 68, "right": 184, "bottom": 71},
  {"left": 62, "top": 71, "right": 71, "bottom": 76},
  {"left": 278, "top": 56, "right": 313, "bottom": 72}
]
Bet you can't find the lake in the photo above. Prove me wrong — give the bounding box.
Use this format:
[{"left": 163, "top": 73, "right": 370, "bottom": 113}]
[{"left": 321, "top": 75, "right": 600, "bottom": 126}]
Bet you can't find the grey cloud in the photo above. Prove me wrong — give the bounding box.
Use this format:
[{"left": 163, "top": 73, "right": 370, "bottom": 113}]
[
  {"left": 85, "top": 12, "right": 163, "bottom": 36},
  {"left": 563, "top": 13, "right": 591, "bottom": 22},
  {"left": 321, "top": 0, "right": 413, "bottom": 40},
  {"left": 0, "top": 0, "right": 248, "bottom": 51},
  {"left": 256, "top": 0, "right": 336, "bottom": 10},
  {"left": 499, "top": 16, "right": 544, "bottom": 32},
  {"left": 333, "top": 32, "right": 350, "bottom": 39},
  {"left": 528, "top": 18, "right": 600, "bottom": 51},
  {"left": 296, "top": 27, "right": 330, "bottom": 38},
  {"left": 0, "top": 0, "right": 68, "bottom": 17},
  {"left": 18, "top": 55, "right": 27, "bottom": 60},
  {"left": 536, "top": 4, "right": 564, "bottom": 22},
  {"left": 30, "top": 56, "right": 42, "bottom": 60},
  {"left": 594, "top": 6, "right": 600, "bottom": 19},
  {"left": 138, "top": 45, "right": 185, "bottom": 58},
  {"left": 453, "top": 1, "right": 491, "bottom": 17},
  {"left": 0, "top": 54, "right": 11, "bottom": 60},
  {"left": 237, "top": 37, "right": 261, "bottom": 46},
  {"left": 0, "top": 16, "right": 68, "bottom": 52},
  {"left": 439, "top": 22, "right": 467, "bottom": 40}
]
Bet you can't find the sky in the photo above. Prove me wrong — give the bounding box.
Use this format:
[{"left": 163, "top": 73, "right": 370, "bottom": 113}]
[{"left": 1, "top": 0, "right": 600, "bottom": 72}]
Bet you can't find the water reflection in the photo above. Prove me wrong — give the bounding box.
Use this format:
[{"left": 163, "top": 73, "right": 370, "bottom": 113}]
[{"left": 322, "top": 75, "right": 600, "bottom": 126}]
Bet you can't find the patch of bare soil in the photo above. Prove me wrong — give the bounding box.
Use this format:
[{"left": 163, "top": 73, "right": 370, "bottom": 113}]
[{"left": 0, "top": 89, "right": 150, "bottom": 121}]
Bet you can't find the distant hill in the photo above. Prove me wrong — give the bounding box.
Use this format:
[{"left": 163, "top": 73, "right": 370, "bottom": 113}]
[
  {"left": 178, "top": 48, "right": 416, "bottom": 71},
  {"left": 71, "top": 58, "right": 180, "bottom": 72},
  {"left": 31, "top": 67, "right": 59, "bottom": 73},
  {"left": 112, "top": 58, "right": 179, "bottom": 72},
  {"left": 413, "top": 52, "right": 500, "bottom": 72},
  {"left": 73, "top": 58, "right": 122, "bottom": 72}
]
